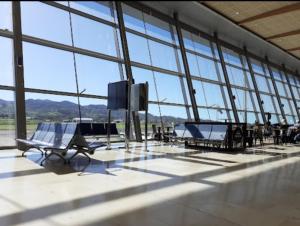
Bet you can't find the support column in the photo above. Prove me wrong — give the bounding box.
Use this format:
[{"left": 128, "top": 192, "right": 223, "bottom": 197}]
[
  {"left": 173, "top": 13, "right": 200, "bottom": 121},
  {"left": 214, "top": 33, "right": 239, "bottom": 123},
  {"left": 115, "top": 2, "right": 133, "bottom": 148},
  {"left": 265, "top": 56, "right": 286, "bottom": 121},
  {"left": 244, "top": 47, "right": 266, "bottom": 123},
  {"left": 296, "top": 70, "right": 300, "bottom": 118},
  {"left": 282, "top": 64, "right": 300, "bottom": 120},
  {"left": 12, "top": 2, "right": 27, "bottom": 149}
]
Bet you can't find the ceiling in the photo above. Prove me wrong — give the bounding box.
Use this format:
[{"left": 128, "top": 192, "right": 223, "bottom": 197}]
[{"left": 202, "top": 1, "right": 300, "bottom": 60}]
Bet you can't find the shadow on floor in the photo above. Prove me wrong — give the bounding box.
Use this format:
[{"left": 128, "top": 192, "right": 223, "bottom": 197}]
[{"left": 1, "top": 146, "right": 299, "bottom": 226}]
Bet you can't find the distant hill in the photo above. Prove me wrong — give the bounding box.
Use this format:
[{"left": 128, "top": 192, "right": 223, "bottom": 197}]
[{"left": 0, "top": 99, "right": 186, "bottom": 123}]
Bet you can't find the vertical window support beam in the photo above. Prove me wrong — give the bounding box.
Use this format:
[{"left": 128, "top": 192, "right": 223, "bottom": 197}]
[
  {"left": 115, "top": 1, "right": 134, "bottom": 146},
  {"left": 282, "top": 64, "right": 300, "bottom": 120},
  {"left": 12, "top": 2, "right": 27, "bottom": 149},
  {"left": 169, "top": 24, "right": 191, "bottom": 120},
  {"left": 244, "top": 47, "right": 266, "bottom": 123},
  {"left": 296, "top": 70, "right": 300, "bottom": 116},
  {"left": 265, "top": 56, "right": 286, "bottom": 121},
  {"left": 173, "top": 13, "right": 199, "bottom": 121},
  {"left": 214, "top": 33, "right": 239, "bottom": 123}
]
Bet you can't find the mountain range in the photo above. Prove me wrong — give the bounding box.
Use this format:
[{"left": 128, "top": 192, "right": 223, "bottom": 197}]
[{"left": 0, "top": 99, "right": 186, "bottom": 123}]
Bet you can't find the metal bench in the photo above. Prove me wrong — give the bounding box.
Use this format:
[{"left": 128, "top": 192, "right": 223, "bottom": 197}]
[
  {"left": 17, "top": 122, "right": 106, "bottom": 165},
  {"left": 16, "top": 122, "right": 52, "bottom": 156},
  {"left": 183, "top": 122, "right": 246, "bottom": 151}
]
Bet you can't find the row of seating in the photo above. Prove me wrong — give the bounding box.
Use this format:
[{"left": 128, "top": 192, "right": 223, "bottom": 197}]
[
  {"left": 17, "top": 122, "right": 106, "bottom": 165},
  {"left": 172, "top": 122, "right": 245, "bottom": 150},
  {"left": 173, "top": 123, "right": 227, "bottom": 148},
  {"left": 79, "top": 122, "right": 119, "bottom": 136}
]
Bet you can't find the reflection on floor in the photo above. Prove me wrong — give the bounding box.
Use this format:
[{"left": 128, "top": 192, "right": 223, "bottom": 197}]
[{"left": 0, "top": 141, "right": 299, "bottom": 226}]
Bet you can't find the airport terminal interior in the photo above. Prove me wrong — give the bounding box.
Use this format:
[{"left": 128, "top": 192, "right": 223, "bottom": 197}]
[{"left": 0, "top": 1, "right": 300, "bottom": 226}]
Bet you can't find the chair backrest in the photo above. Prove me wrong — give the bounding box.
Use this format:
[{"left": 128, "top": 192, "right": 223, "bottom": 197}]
[
  {"left": 105, "top": 123, "right": 119, "bottom": 135},
  {"left": 210, "top": 124, "right": 228, "bottom": 141},
  {"left": 79, "top": 123, "right": 93, "bottom": 136},
  {"left": 31, "top": 122, "right": 42, "bottom": 141},
  {"left": 197, "top": 124, "right": 212, "bottom": 140},
  {"left": 91, "top": 123, "right": 106, "bottom": 136},
  {"left": 185, "top": 124, "right": 202, "bottom": 138},
  {"left": 174, "top": 124, "right": 186, "bottom": 138},
  {"left": 41, "top": 123, "right": 56, "bottom": 144},
  {"left": 52, "top": 123, "right": 67, "bottom": 147},
  {"left": 59, "top": 123, "right": 78, "bottom": 148},
  {"left": 32, "top": 122, "right": 51, "bottom": 142}
]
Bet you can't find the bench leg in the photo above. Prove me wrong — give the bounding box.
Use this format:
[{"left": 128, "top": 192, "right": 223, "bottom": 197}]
[
  {"left": 40, "top": 152, "right": 66, "bottom": 166},
  {"left": 22, "top": 147, "right": 43, "bottom": 157},
  {"left": 68, "top": 150, "right": 91, "bottom": 163}
]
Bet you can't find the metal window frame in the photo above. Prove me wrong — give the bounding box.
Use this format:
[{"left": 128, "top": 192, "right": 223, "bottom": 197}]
[
  {"left": 282, "top": 65, "right": 300, "bottom": 120},
  {"left": 214, "top": 33, "right": 239, "bottom": 122},
  {"left": 173, "top": 13, "right": 199, "bottom": 121},
  {"left": 12, "top": 1, "right": 26, "bottom": 149},
  {"left": 244, "top": 47, "right": 266, "bottom": 123},
  {"left": 265, "top": 56, "right": 286, "bottom": 121},
  {"left": 2, "top": 1, "right": 300, "bottom": 149}
]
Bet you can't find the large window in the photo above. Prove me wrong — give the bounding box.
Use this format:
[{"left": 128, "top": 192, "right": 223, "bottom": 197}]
[
  {"left": 182, "top": 29, "right": 232, "bottom": 122},
  {"left": 123, "top": 4, "right": 191, "bottom": 125},
  {"left": 0, "top": 2, "right": 12, "bottom": 31},
  {"left": 222, "top": 47, "right": 261, "bottom": 123},
  {"left": 21, "top": 1, "right": 124, "bottom": 137},
  {"left": 0, "top": 36, "right": 15, "bottom": 146},
  {"left": 250, "top": 58, "right": 281, "bottom": 123},
  {"left": 270, "top": 67, "right": 296, "bottom": 123},
  {"left": 2, "top": 1, "right": 300, "bottom": 149}
]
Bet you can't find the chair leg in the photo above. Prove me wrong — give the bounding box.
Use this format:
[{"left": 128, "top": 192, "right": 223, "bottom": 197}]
[
  {"left": 68, "top": 150, "right": 80, "bottom": 163},
  {"left": 82, "top": 152, "right": 91, "bottom": 162},
  {"left": 40, "top": 152, "right": 54, "bottom": 166},
  {"left": 22, "top": 147, "right": 43, "bottom": 157},
  {"left": 40, "top": 151, "right": 66, "bottom": 166},
  {"left": 68, "top": 150, "right": 91, "bottom": 163},
  {"left": 22, "top": 147, "right": 31, "bottom": 157}
]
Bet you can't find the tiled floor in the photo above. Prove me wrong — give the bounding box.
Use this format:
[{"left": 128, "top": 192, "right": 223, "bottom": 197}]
[{"left": 0, "top": 142, "right": 299, "bottom": 226}]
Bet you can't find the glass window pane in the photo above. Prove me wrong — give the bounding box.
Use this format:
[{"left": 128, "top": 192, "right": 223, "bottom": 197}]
[
  {"left": 0, "top": 90, "right": 15, "bottom": 146},
  {"left": 226, "top": 65, "right": 245, "bottom": 87},
  {"left": 261, "top": 94, "right": 276, "bottom": 113},
  {"left": 148, "top": 40, "right": 178, "bottom": 71},
  {"left": 281, "top": 98, "right": 293, "bottom": 115},
  {"left": 25, "top": 92, "right": 79, "bottom": 138},
  {"left": 197, "top": 56, "right": 219, "bottom": 80},
  {"left": 21, "top": 2, "right": 72, "bottom": 45},
  {"left": 76, "top": 54, "right": 122, "bottom": 96},
  {"left": 250, "top": 58, "right": 264, "bottom": 75},
  {"left": 132, "top": 67, "right": 158, "bottom": 102},
  {"left": 133, "top": 67, "right": 185, "bottom": 104},
  {"left": 127, "top": 32, "right": 150, "bottom": 65},
  {"left": 292, "top": 86, "right": 300, "bottom": 100},
  {"left": 267, "top": 78, "right": 276, "bottom": 94},
  {"left": 275, "top": 81, "right": 286, "bottom": 97},
  {"left": 271, "top": 67, "right": 282, "bottom": 81},
  {"left": 182, "top": 30, "right": 213, "bottom": 57},
  {"left": 194, "top": 81, "right": 226, "bottom": 108},
  {"left": 222, "top": 47, "right": 242, "bottom": 67},
  {"left": 154, "top": 73, "right": 185, "bottom": 104},
  {"left": 148, "top": 104, "right": 187, "bottom": 125},
  {"left": 23, "top": 42, "right": 77, "bottom": 92},
  {"left": 72, "top": 14, "right": 118, "bottom": 56},
  {"left": 144, "top": 14, "right": 173, "bottom": 43},
  {"left": 70, "top": 1, "right": 113, "bottom": 22},
  {"left": 0, "top": 1, "right": 12, "bottom": 31},
  {"left": 0, "top": 37, "right": 14, "bottom": 86},
  {"left": 255, "top": 75, "right": 269, "bottom": 93},
  {"left": 122, "top": 4, "right": 145, "bottom": 33}
]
